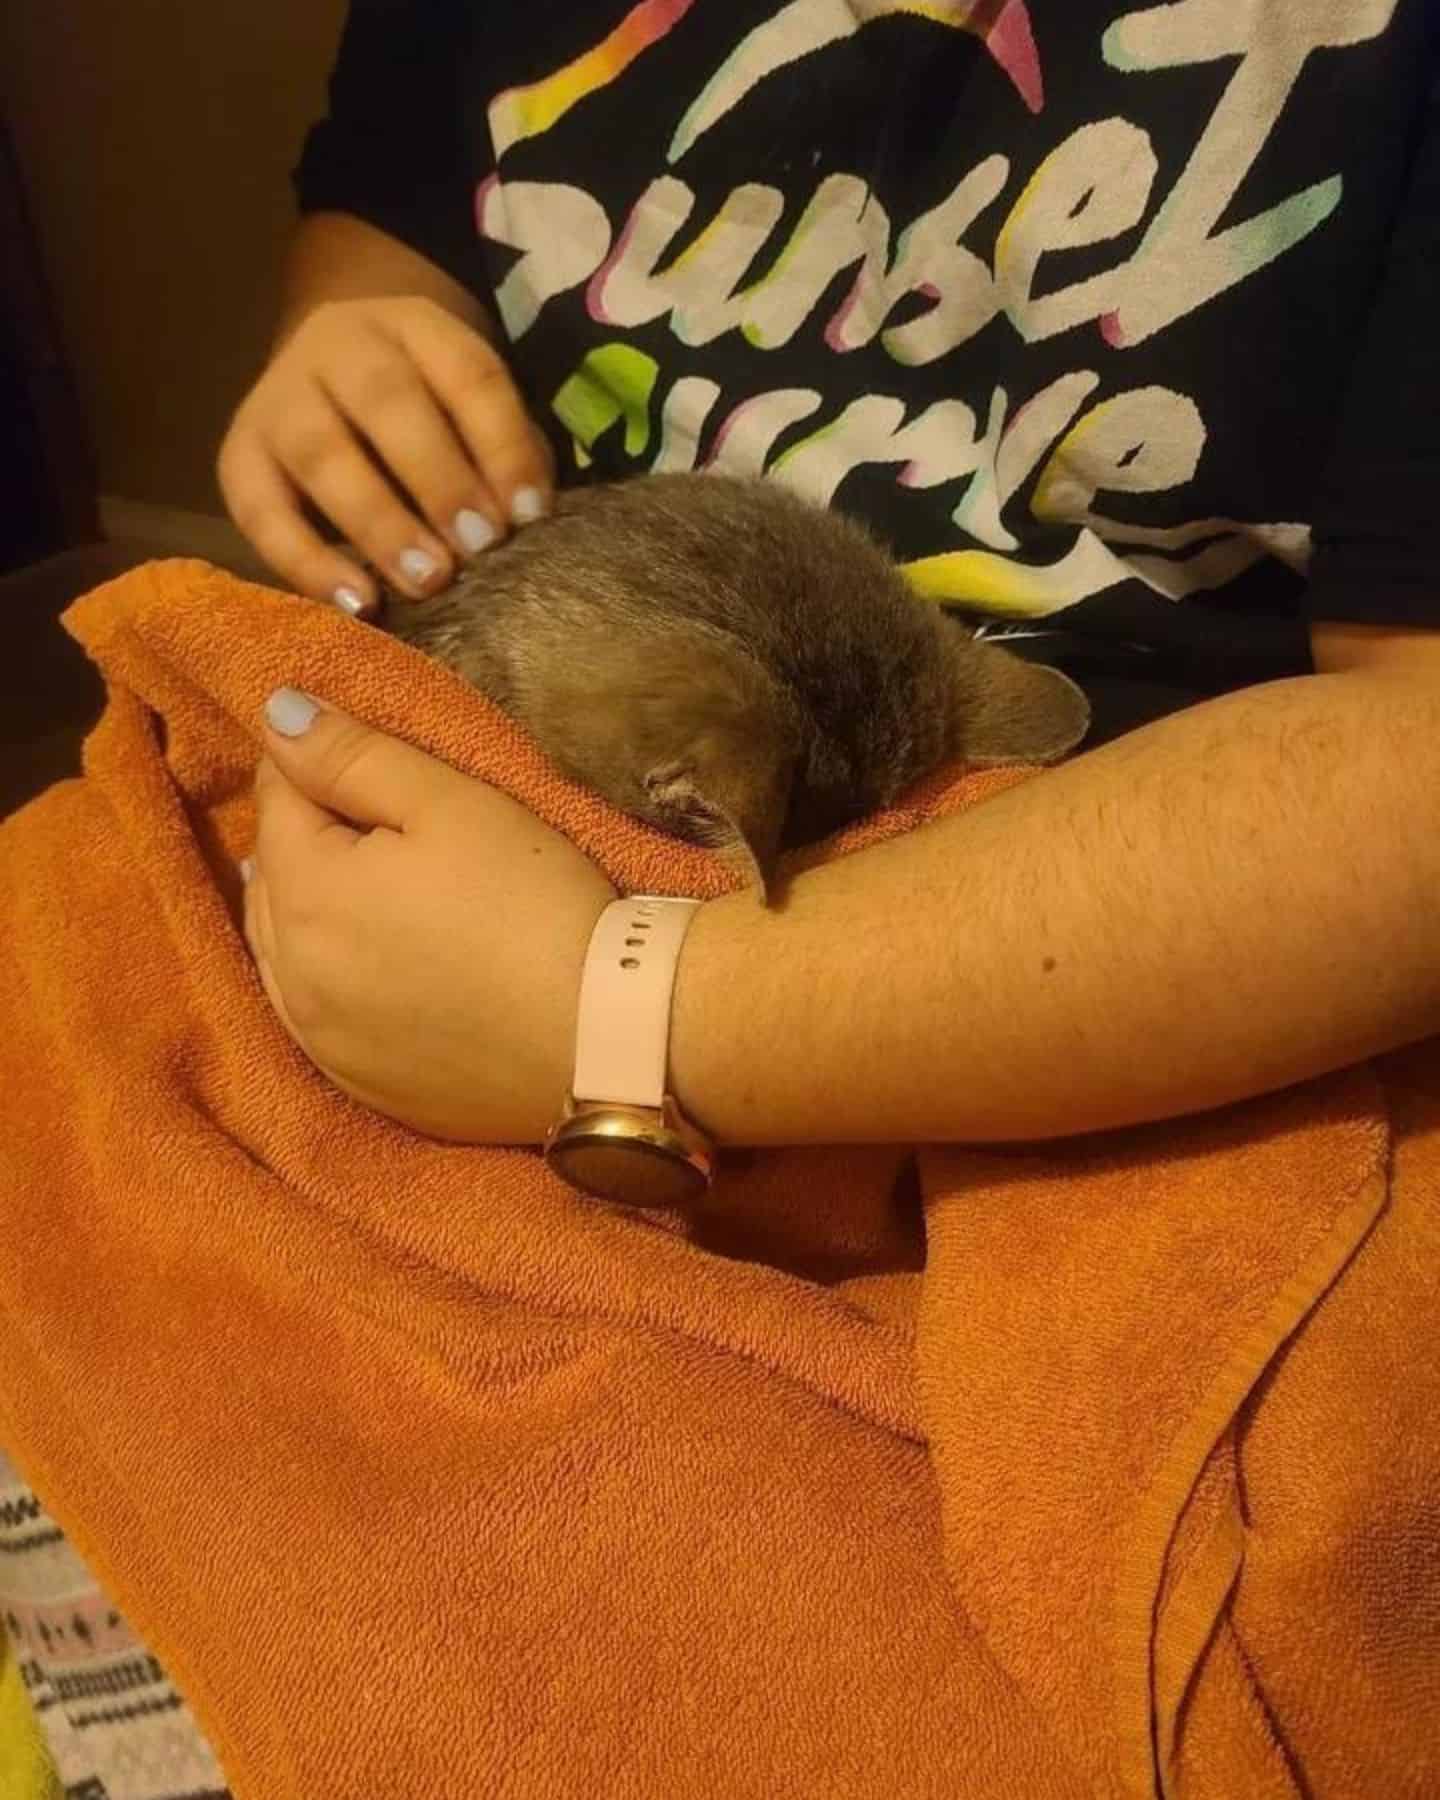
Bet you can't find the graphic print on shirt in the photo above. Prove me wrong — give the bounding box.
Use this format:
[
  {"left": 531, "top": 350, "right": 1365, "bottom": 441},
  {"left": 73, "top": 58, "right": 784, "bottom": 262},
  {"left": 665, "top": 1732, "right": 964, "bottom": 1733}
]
[{"left": 477, "top": 0, "right": 1402, "bottom": 629}]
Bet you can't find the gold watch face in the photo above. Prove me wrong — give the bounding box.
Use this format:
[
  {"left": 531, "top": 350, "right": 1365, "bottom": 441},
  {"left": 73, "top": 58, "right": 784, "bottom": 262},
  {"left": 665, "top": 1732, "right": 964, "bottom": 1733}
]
[{"left": 545, "top": 1106, "right": 712, "bottom": 1209}]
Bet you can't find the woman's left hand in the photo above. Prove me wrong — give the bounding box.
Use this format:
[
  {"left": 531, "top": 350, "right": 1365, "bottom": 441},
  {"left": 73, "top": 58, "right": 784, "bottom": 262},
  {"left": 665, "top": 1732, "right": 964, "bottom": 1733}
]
[{"left": 243, "top": 688, "right": 615, "bottom": 1142}]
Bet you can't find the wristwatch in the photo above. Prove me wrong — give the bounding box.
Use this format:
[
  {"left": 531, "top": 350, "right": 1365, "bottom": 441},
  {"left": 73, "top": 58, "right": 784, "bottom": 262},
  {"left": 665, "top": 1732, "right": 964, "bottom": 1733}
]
[{"left": 543, "top": 896, "right": 715, "bottom": 1209}]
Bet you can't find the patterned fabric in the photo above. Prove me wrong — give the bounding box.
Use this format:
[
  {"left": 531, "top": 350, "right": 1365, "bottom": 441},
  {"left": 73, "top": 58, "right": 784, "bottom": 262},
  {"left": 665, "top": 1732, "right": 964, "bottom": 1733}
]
[
  {"left": 298, "top": 0, "right": 1440, "bottom": 720},
  {"left": 0, "top": 1455, "right": 228, "bottom": 1800},
  {"left": 0, "top": 1604, "right": 62, "bottom": 1800}
]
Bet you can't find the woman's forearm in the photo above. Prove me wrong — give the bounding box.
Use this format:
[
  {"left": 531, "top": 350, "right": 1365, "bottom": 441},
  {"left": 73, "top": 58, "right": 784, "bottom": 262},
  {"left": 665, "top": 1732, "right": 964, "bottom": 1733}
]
[
  {"left": 669, "top": 664, "right": 1440, "bottom": 1147},
  {"left": 274, "top": 211, "right": 496, "bottom": 346}
]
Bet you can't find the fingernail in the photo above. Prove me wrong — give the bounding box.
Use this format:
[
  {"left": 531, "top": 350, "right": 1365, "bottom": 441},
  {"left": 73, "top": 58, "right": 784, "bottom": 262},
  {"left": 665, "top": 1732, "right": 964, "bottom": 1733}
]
[
  {"left": 238, "top": 857, "right": 254, "bottom": 884},
  {"left": 332, "top": 584, "right": 374, "bottom": 619},
  {"left": 398, "top": 547, "right": 440, "bottom": 586},
  {"left": 510, "top": 486, "right": 548, "bottom": 526},
  {"left": 454, "top": 509, "right": 497, "bottom": 555},
  {"left": 265, "top": 687, "right": 319, "bottom": 737}
]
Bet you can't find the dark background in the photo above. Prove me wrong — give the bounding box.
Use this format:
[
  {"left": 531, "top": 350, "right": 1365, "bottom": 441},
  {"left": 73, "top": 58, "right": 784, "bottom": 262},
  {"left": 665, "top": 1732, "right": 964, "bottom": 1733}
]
[{"left": 1, "top": 114, "right": 125, "bottom": 818}]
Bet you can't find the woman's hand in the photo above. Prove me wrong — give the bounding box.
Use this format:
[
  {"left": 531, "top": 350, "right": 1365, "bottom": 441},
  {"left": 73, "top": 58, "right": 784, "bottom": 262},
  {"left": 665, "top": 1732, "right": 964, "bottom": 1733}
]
[
  {"left": 219, "top": 295, "right": 554, "bottom": 615},
  {"left": 242, "top": 688, "right": 615, "bottom": 1143}
]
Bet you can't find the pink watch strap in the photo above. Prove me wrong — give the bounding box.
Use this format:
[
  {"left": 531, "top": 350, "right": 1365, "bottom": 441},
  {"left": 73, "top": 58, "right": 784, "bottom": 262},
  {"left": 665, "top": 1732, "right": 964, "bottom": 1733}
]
[{"left": 570, "top": 897, "right": 702, "bottom": 1109}]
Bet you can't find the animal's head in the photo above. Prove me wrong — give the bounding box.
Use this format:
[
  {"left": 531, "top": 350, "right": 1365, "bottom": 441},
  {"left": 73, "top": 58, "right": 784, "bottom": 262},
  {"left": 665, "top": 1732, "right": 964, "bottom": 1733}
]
[
  {"left": 615, "top": 609, "right": 1090, "bottom": 900},
  {"left": 551, "top": 498, "right": 1092, "bottom": 899},
  {"left": 387, "top": 471, "right": 1090, "bottom": 900},
  {"left": 768, "top": 550, "right": 1092, "bottom": 855},
  {"left": 940, "top": 626, "right": 1092, "bottom": 770}
]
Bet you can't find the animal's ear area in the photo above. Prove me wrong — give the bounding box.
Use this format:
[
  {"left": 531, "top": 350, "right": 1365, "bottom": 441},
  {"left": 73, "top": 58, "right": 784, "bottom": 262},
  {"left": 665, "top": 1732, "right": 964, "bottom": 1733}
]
[
  {"left": 643, "top": 766, "right": 784, "bottom": 903},
  {"left": 947, "top": 631, "right": 1092, "bottom": 767}
]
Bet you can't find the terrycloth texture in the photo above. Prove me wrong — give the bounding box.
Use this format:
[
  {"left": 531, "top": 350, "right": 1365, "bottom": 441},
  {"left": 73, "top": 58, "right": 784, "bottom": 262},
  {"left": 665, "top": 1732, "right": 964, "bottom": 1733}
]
[{"left": 0, "top": 558, "right": 1436, "bottom": 1798}]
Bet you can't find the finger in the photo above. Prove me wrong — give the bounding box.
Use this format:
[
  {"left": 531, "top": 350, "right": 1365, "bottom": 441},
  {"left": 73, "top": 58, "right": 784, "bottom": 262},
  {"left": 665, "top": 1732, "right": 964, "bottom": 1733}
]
[
  {"left": 241, "top": 854, "right": 277, "bottom": 970},
  {"left": 321, "top": 351, "right": 504, "bottom": 561},
  {"left": 241, "top": 860, "right": 283, "bottom": 1004},
  {"left": 258, "top": 690, "right": 477, "bottom": 834},
  {"left": 253, "top": 750, "right": 363, "bottom": 887},
  {"left": 242, "top": 865, "right": 311, "bottom": 1052},
  {"left": 389, "top": 308, "right": 554, "bottom": 529},
  {"left": 269, "top": 384, "right": 455, "bottom": 599},
  {"left": 219, "top": 428, "right": 377, "bottom": 612}
]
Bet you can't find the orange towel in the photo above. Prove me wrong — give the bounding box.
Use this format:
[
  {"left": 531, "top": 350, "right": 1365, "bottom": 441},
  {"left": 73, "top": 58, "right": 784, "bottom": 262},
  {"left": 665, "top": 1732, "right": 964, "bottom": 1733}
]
[{"left": 0, "top": 557, "right": 1435, "bottom": 1798}]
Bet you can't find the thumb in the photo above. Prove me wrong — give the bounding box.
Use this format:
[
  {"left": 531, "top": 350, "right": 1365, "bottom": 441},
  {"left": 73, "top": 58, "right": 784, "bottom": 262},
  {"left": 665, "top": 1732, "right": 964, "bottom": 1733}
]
[{"left": 260, "top": 686, "right": 465, "bottom": 830}]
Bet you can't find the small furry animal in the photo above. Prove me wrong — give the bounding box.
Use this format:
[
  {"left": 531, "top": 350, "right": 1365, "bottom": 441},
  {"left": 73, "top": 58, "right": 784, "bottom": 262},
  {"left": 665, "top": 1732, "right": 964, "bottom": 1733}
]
[{"left": 387, "top": 473, "right": 1089, "bottom": 890}]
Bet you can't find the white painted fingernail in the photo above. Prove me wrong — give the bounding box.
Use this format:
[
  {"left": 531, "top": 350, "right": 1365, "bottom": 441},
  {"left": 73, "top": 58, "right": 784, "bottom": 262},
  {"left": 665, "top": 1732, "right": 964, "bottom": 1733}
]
[
  {"left": 510, "top": 486, "right": 548, "bottom": 526},
  {"left": 454, "top": 509, "right": 497, "bottom": 554},
  {"left": 332, "top": 585, "right": 372, "bottom": 618},
  {"left": 265, "top": 687, "right": 319, "bottom": 737},
  {"left": 398, "top": 547, "right": 440, "bottom": 586},
  {"left": 239, "top": 857, "right": 254, "bottom": 884}
]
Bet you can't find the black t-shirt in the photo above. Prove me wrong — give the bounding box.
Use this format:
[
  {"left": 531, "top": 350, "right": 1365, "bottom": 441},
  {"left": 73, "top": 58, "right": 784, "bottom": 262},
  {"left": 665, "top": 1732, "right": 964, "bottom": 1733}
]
[{"left": 297, "top": 0, "right": 1440, "bottom": 737}]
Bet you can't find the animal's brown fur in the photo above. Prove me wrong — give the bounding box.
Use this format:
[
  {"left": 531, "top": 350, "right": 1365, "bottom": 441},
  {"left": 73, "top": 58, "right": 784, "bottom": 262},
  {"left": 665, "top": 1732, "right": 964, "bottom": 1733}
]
[{"left": 388, "top": 473, "right": 1089, "bottom": 889}]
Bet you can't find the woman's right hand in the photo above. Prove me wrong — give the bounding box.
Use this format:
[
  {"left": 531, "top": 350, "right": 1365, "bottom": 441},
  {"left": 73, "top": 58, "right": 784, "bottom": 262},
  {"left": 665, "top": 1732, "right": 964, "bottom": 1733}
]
[{"left": 218, "top": 295, "right": 554, "bottom": 615}]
